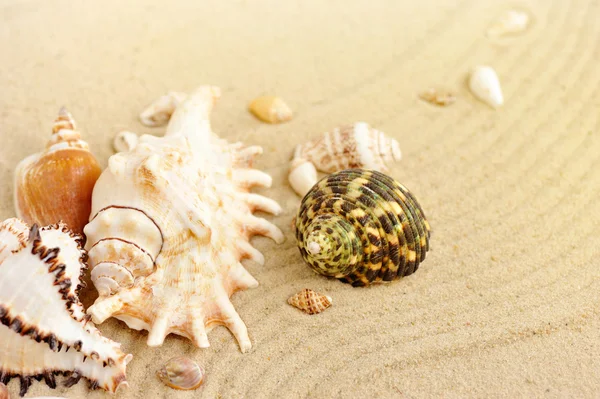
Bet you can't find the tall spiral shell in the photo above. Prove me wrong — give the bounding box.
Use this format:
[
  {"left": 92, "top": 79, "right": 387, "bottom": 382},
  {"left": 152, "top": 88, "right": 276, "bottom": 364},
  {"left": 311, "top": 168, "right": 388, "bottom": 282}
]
[
  {"left": 295, "top": 169, "right": 431, "bottom": 287},
  {"left": 14, "top": 108, "right": 102, "bottom": 236}
]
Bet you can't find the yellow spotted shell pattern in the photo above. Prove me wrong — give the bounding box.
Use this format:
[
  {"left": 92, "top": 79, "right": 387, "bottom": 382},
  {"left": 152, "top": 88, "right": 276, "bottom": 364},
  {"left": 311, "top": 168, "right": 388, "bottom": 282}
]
[{"left": 295, "top": 169, "right": 431, "bottom": 287}]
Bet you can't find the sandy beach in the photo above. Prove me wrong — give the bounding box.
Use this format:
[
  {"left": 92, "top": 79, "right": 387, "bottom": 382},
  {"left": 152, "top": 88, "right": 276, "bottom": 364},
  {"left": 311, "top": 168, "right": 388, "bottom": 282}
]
[{"left": 1, "top": 0, "right": 599, "bottom": 398}]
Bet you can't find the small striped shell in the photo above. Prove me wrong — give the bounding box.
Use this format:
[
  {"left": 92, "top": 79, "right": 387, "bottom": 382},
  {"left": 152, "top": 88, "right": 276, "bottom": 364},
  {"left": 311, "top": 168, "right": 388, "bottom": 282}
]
[
  {"left": 288, "top": 289, "right": 332, "bottom": 315},
  {"left": 295, "top": 169, "right": 430, "bottom": 287}
]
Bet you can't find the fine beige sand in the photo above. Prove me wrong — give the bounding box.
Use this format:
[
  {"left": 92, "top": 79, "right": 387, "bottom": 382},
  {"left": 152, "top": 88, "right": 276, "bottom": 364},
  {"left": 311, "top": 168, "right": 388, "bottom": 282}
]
[{"left": 2, "top": 1, "right": 600, "bottom": 398}]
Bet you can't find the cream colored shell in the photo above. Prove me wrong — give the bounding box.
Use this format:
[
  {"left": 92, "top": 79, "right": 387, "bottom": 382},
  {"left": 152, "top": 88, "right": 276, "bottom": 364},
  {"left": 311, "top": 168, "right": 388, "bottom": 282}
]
[
  {"left": 84, "top": 86, "right": 284, "bottom": 353},
  {"left": 288, "top": 122, "right": 402, "bottom": 197}
]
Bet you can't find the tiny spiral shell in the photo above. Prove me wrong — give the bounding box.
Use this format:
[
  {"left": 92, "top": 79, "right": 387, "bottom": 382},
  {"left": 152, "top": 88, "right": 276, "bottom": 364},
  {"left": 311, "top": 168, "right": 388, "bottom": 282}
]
[
  {"left": 288, "top": 289, "right": 332, "bottom": 315},
  {"left": 295, "top": 169, "right": 431, "bottom": 287},
  {"left": 157, "top": 357, "right": 204, "bottom": 390}
]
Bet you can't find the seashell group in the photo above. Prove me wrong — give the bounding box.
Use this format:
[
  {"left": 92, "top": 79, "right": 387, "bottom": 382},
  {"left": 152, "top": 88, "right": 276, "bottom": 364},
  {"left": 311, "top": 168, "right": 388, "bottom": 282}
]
[
  {"left": 84, "top": 86, "right": 284, "bottom": 353},
  {"left": 468, "top": 66, "right": 504, "bottom": 109},
  {"left": 13, "top": 108, "right": 102, "bottom": 237},
  {"left": 157, "top": 357, "right": 204, "bottom": 390},
  {"left": 294, "top": 169, "right": 430, "bottom": 287},
  {"left": 288, "top": 289, "right": 332, "bottom": 315},
  {"left": 289, "top": 122, "right": 402, "bottom": 197},
  {"left": 0, "top": 218, "right": 131, "bottom": 396}
]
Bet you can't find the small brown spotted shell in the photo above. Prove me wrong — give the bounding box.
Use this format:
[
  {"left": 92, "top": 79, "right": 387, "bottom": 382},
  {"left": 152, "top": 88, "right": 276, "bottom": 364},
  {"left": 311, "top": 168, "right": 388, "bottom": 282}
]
[
  {"left": 288, "top": 289, "right": 332, "bottom": 315},
  {"left": 295, "top": 169, "right": 431, "bottom": 286},
  {"left": 157, "top": 356, "right": 204, "bottom": 390}
]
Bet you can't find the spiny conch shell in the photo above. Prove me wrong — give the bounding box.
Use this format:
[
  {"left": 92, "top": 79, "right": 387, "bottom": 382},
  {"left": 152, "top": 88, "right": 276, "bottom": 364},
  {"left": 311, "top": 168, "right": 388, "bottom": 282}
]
[
  {"left": 157, "top": 357, "right": 204, "bottom": 390},
  {"left": 13, "top": 108, "right": 102, "bottom": 237},
  {"left": 84, "top": 86, "right": 284, "bottom": 353},
  {"left": 0, "top": 218, "right": 132, "bottom": 397},
  {"left": 0, "top": 382, "right": 8, "bottom": 399},
  {"left": 139, "top": 91, "right": 187, "bottom": 127},
  {"left": 295, "top": 169, "right": 431, "bottom": 287},
  {"left": 289, "top": 122, "right": 402, "bottom": 197},
  {"left": 248, "top": 96, "right": 293, "bottom": 124},
  {"left": 486, "top": 9, "right": 530, "bottom": 39},
  {"left": 113, "top": 131, "right": 139, "bottom": 153},
  {"left": 288, "top": 289, "right": 332, "bottom": 315},
  {"left": 468, "top": 66, "right": 504, "bottom": 109}
]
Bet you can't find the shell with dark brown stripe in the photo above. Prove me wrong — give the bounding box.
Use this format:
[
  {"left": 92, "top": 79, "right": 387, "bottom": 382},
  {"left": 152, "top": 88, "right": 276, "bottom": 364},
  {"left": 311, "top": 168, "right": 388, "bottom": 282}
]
[
  {"left": 0, "top": 218, "right": 131, "bottom": 397},
  {"left": 295, "top": 169, "right": 430, "bottom": 287}
]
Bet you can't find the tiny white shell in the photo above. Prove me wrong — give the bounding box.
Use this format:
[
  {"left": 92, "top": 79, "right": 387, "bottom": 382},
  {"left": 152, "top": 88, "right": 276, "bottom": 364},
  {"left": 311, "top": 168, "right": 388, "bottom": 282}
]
[
  {"left": 288, "top": 158, "right": 318, "bottom": 197},
  {"left": 469, "top": 66, "right": 504, "bottom": 109},
  {"left": 487, "top": 9, "right": 530, "bottom": 38},
  {"left": 113, "top": 131, "right": 139, "bottom": 153}
]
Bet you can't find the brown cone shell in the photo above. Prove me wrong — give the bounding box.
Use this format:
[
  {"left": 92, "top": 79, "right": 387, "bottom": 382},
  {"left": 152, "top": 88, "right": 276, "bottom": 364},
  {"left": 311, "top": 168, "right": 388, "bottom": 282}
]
[{"left": 14, "top": 108, "right": 101, "bottom": 237}]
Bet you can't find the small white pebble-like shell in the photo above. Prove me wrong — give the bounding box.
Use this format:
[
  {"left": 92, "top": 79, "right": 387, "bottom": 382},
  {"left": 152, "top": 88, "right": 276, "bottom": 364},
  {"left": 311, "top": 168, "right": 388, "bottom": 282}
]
[
  {"left": 469, "top": 66, "right": 504, "bottom": 109},
  {"left": 113, "top": 131, "right": 139, "bottom": 153},
  {"left": 487, "top": 9, "right": 530, "bottom": 38},
  {"left": 288, "top": 289, "right": 332, "bottom": 315},
  {"left": 157, "top": 357, "right": 205, "bottom": 390},
  {"left": 288, "top": 158, "right": 318, "bottom": 197},
  {"left": 248, "top": 96, "right": 293, "bottom": 124}
]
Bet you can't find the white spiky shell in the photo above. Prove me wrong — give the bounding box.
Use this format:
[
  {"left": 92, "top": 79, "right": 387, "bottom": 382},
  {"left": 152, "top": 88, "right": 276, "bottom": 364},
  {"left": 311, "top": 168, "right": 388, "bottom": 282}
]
[
  {"left": 84, "top": 86, "right": 284, "bottom": 353},
  {"left": 0, "top": 219, "right": 131, "bottom": 397}
]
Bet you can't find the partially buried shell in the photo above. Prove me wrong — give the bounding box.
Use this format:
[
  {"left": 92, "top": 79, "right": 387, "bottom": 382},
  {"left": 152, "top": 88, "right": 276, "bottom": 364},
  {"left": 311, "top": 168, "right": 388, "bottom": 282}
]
[
  {"left": 295, "top": 169, "right": 431, "bottom": 286},
  {"left": 288, "top": 289, "right": 332, "bottom": 315},
  {"left": 289, "top": 122, "right": 401, "bottom": 197},
  {"left": 157, "top": 357, "right": 204, "bottom": 390},
  {"left": 14, "top": 108, "right": 102, "bottom": 237},
  {"left": 84, "top": 86, "right": 284, "bottom": 353},
  {"left": 0, "top": 218, "right": 131, "bottom": 397}
]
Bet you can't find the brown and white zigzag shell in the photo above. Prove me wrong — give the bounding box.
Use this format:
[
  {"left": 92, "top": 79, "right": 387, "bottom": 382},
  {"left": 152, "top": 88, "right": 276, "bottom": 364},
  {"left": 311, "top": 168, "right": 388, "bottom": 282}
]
[{"left": 0, "top": 218, "right": 131, "bottom": 397}]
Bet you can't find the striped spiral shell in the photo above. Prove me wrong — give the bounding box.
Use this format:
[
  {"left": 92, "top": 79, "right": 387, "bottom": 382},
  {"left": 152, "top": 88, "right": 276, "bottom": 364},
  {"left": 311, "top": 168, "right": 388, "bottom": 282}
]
[{"left": 295, "top": 169, "right": 431, "bottom": 287}]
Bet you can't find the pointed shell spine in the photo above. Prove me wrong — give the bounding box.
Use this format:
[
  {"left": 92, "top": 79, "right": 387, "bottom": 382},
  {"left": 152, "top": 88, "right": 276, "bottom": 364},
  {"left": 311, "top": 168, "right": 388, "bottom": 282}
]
[{"left": 295, "top": 169, "right": 430, "bottom": 286}]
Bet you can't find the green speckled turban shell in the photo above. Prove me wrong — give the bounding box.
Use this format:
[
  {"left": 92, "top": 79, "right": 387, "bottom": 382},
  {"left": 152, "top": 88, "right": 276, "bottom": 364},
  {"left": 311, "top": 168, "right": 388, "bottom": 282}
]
[{"left": 295, "top": 169, "right": 431, "bottom": 287}]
